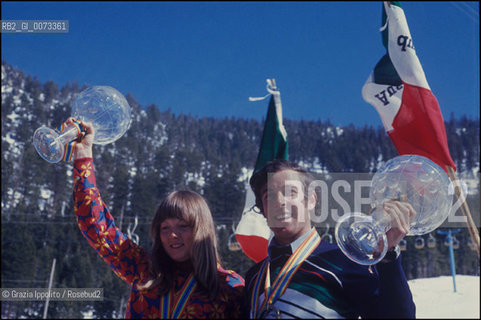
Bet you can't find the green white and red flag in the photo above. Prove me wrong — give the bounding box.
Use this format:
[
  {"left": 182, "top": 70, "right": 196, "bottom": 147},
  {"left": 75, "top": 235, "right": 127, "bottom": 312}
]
[
  {"left": 362, "top": 1, "right": 456, "bottom": 172},
  {"left": 235, "top": 79, "right": 288, "bottom": 262}
]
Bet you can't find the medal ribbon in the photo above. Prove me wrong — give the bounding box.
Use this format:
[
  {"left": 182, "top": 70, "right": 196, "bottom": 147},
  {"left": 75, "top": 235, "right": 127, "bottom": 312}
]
[
  {"left": 160, "top": 273, "right": 197, "bottom": 319},
  {"left": 54, "top": 118, "right": 85, "bottom": 161},
  {"left": 250, "top": 259, "right": 269, "bottom": 318},
  {"left": 250, "top": 228, "right": 321, "bottom": 318}
]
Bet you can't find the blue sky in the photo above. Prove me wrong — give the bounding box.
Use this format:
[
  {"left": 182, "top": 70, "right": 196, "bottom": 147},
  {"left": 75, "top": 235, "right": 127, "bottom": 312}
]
[{"left": 2, "top": 1, "right": 479, "bottom": 127}]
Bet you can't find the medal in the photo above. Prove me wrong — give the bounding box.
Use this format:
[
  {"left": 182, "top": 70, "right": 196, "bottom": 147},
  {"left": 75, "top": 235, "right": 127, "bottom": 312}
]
[
  {"left": 250, "top": 229, "right": 321, "bottom": 319},
  {"left": 259, "top": 303, "right": 281, "bottom": 319}
]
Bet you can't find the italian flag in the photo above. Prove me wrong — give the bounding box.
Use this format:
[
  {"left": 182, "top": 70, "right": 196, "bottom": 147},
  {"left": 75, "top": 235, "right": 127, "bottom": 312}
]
[
  {"left": 235, "top": 80, "right": 288, "bottom": 262},
  {"left": 362, "top": 1, "right": 456, "bottom": 172}
]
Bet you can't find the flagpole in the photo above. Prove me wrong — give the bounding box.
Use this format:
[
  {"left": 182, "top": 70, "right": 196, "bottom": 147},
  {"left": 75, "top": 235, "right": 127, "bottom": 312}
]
[
  {"left": 271, "top": 79, "right": 276, "bottom": 90},
  {"left": 43, "top": 258, "right": 56, "bottom": 319},
  {"left": 446, "top": 166, "right": 480, "bottom": 258}
]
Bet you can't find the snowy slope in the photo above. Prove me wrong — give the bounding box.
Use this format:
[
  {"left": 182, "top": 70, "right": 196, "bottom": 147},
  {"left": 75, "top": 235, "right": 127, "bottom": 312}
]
[{"left": 408, "top": 275, "right": 480, "bottom": 319}]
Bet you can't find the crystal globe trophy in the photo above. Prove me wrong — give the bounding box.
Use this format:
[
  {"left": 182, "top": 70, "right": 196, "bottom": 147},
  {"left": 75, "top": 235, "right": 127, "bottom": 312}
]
[
  {"left": 335, "top": 155, "right": 453, "bottom": 265},
  {"left": 33, "top": 86, "right": 132, "bottom": 163}
]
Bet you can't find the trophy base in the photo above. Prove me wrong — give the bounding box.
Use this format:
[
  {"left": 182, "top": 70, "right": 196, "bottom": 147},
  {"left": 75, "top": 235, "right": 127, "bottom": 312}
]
[
  {"left": 33, "top": 126, "right": 64, "bottom": 163},
  {"left": 335, "top": 212, "right": 388, "bottom": 265}
]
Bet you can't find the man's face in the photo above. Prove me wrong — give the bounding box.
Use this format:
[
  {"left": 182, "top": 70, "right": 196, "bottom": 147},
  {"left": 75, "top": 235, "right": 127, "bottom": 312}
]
[{"left": 261, "top": 169, "right": 315, "bottom": 245}]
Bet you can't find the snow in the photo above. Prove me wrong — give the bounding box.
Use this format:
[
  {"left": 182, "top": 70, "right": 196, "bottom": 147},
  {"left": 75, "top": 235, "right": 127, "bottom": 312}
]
[
  {"left": 74, "top": 275, "right": 480, "bottom": 318},
  {"left": 4, "top": 132, "right": 17, "bottom": 145},
  {"left": 81, "top": 309, "right": 94, "bottom": 319},
  {"left": 2, "top": 85, "right": 13, "bottom": 93},
  {"left": 6, "top": 112, "right": 20, "bottom": 124},
  {"left": 336, "top": 126, "right": 344, "bottom": 136},
  {"left": 185, "top": 171, "right": 205, "bottom": 187},
  {"left": 129, "top": 166, "right": 137, "bottom": 178},
  {"left": 41, "top": 188, "right": 52, "bottom": 199},
  {"left": 13, "top": 96, "right": 21, "bottom": 105},
  {"left": 238, "top": 167, "right": 253, "bottom": 182},
  {"left": 408, "top": 275, "right": 480, "bottom": 319}
]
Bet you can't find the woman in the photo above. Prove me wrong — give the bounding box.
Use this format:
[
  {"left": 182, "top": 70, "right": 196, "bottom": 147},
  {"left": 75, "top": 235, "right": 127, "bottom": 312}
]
[{"left": 70, "top": 118, "right": 244, "bottom": 318}]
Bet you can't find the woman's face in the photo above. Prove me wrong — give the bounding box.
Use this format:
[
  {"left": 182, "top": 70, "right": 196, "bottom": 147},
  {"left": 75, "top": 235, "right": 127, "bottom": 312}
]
[{"left": 160, "top": 218, "right": 194, "bottom": 262}]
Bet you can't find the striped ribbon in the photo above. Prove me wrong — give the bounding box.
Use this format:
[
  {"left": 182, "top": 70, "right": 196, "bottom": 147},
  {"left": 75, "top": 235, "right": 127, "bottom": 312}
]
[
  {"left": 250, "top": 258, "right": 269, "bottom": 318},
  {"left": 160, "top": 273, "right": 197, "bottom": 319},
  {"left": 250, "top": 228, "right": 321, "bottom": 318},
  {"left": 54, "top": 118, "right": 85, "bottom": 161}
]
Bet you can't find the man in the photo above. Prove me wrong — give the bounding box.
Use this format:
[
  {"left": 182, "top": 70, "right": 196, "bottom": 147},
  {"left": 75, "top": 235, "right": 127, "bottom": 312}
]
[{"left": 244, "top": 160, "right": 415, "bottom": 319}]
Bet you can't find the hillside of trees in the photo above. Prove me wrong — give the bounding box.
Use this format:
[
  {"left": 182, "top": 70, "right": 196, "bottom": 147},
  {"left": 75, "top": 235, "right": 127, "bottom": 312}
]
[{"left": 1, "top": 61, "right": 479, "bottom": 318}]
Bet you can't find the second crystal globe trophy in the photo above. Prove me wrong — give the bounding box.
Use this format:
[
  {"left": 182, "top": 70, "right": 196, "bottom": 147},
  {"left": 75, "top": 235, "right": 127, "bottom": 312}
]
[{"left": 335, "top": 155, "right": 453, "bottom": 265}]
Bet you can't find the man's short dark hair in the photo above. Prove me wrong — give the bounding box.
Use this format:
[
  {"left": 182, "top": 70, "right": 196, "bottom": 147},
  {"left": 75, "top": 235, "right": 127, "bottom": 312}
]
[{"left": 249, "top": 159, "right": 314, "bottom": 213}]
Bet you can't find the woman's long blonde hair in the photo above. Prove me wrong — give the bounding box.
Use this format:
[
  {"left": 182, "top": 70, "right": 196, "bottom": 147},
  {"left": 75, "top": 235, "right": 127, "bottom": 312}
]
[{"left": 137, "top": 190, "right": 220, "bottom": 299}]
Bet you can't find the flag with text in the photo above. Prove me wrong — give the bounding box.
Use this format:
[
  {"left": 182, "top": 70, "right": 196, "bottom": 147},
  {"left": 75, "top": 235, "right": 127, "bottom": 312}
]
[{"left": 361, "top": 1, "right": 456, "bottom": 172}]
